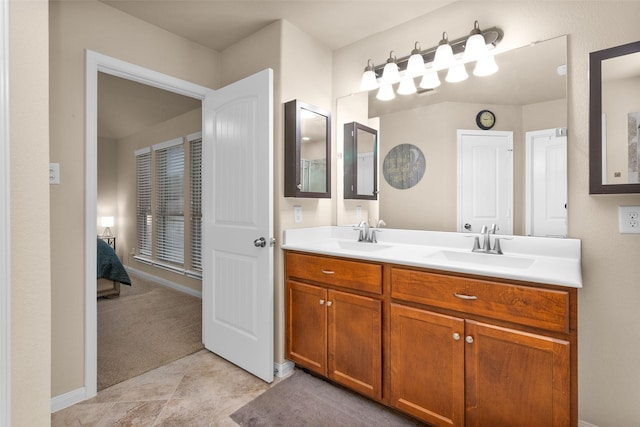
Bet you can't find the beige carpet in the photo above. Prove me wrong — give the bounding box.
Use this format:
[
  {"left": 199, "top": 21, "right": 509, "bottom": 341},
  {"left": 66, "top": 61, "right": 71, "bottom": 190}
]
[{"left": 97, "top": 273, "right": 203, "bottom": 390}]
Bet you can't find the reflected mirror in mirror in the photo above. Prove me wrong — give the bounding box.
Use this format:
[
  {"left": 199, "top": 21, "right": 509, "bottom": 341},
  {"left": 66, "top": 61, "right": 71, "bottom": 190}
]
[
  {"left": 589, "top": 40, "right": 640, "bottom": 193},
  {"left": 337, "top": 35, "right": 568, "bottom": 236},
  {"left": 284, "top": 99, "right": 331, "bottom": 198},
  {"left": 344, "top": 122, "right": 378, "bottom": 199}
]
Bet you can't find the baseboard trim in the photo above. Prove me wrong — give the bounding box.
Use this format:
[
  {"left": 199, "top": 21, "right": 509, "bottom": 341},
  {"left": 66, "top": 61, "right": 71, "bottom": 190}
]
[
  {"left": 579, "top": 421, "right": 600, "bottom": 427},
  {"left": 126, "top": 266, "right": 202, "bottom": 299},
  {"left": 274, "top": 360, "right": 295, "bottom": 378},
  {"left": 51, "top": 387, "right": 87, "bottom": 413}
]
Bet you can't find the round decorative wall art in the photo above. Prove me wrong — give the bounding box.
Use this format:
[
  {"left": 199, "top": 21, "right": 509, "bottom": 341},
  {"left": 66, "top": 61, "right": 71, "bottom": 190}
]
[{"left": 382, "top": 144, "right": 426, "bottom": 189}]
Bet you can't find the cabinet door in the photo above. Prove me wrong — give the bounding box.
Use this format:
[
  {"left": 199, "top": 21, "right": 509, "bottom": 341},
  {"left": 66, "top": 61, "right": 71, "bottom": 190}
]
[
  {"left": 286, "top": 280, "right": 327, "bottom": 375},
  {"left": 389, "top": 304, "right": 465, "bottom": 426},
  {"left": 328, "top": 289, "right": 382, "bottom": 400},
  {"left": 465, "top": 320, "right": 571, "bottom": 427}
]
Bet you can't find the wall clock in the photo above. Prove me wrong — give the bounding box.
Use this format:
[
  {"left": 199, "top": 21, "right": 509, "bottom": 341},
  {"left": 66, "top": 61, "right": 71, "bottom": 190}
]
[{"left": 476, "top": 109, "right": 496, "bottom": 130}]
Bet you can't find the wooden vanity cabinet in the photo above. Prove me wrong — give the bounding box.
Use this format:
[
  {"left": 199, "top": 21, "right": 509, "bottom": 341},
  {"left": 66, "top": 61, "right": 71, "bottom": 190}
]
[
  {"left": 285, "top": 252, "right": 383, "bottom": 400},
  {"left": 285, "top": 252, "right": 577, "bottom": 427},
  {"left": 389, "top": 267, "right": 575, "bottom": 427}
]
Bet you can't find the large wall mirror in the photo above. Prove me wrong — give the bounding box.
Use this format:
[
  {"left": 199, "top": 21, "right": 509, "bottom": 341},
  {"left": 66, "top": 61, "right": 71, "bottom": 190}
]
[
  {"left": 337, "top": 35, "right": 568, "bottom": 236},
  {"left": 284, "top": 99, "right": 331, "bottom": 198},
  {"left": 589, "top": 40, "right": 640, "bottom": 194}
]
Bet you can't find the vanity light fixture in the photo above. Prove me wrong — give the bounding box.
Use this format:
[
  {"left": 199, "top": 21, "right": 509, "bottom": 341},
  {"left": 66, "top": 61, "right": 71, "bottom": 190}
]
[{"left": 359, "top": 22, "right": 503, "bottom": 101}]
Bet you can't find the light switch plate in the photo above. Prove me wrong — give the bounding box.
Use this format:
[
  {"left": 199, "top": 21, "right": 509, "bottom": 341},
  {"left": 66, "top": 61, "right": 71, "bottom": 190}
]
[
  {"left": 49, "top": 163, "right": 60, "bottom": 185},
  {"left": 618, "top": 206, "right": 640, "bottom": 233},
  {"left": 293, "top": 206, "right": 302, "bottom": 224}
]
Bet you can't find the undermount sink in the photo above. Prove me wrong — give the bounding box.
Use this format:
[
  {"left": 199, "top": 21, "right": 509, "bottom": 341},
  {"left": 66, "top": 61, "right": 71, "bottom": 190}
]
[
  {"left": 334, "top": 240, "right": 392, "bottom": 252},
  {"left": 427, "top": 250, "right": 536, "bottom": 270}
]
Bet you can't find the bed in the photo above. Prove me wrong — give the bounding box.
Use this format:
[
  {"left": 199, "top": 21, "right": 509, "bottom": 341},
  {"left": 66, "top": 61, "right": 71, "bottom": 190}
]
[{"left": 97, "top": 238, "right": 131, "bottom": 297}]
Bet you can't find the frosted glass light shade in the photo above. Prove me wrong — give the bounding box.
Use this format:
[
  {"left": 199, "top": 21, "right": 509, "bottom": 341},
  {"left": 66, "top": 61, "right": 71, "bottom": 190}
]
[
  {"left": 406, "top": 53, "right": 425, "bottom": 78},
  {"left": 360, "top": 70, "right": 378, "bottom": 91},
  {"left": 397, "top": 78, "right": 417, "bottom": 95},
  {"left": 464, "top": 33, "right": 488, "bottom": 62},
  {"left": 380, "top": 61, "right": 400, "bottom": 84},
  {"left": 419, "top": 71, "right": 441, "bottom": 89},
  {"left": 376, "top": 84, "right": 395, "bottom": 101},
  {"left": 433, "top": 42, "right": 454, "bottom": 71},
  {"left": 473, "top": 55, "right": 499, "bottom": 76},
  {"left": 445, "top": 63, "right": 468, "bottom": 83}
]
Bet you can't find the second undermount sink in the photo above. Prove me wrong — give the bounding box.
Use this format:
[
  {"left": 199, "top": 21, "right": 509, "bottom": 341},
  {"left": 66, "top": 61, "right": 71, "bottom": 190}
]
[{"left": 427, "top": 250, "right": 536, "bottom": 270}]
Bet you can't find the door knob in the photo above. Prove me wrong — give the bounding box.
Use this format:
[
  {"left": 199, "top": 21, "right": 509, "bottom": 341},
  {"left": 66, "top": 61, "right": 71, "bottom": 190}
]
[
  {"left": 253, "top": 237, "right": 267, "bottom": 247},
  {"left": 464, "top": 223, "right": 472, "bottom": 230}
]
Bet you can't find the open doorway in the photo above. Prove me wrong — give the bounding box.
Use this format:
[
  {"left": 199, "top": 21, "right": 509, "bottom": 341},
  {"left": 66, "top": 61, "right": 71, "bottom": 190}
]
[{"left": 96, "top": 71, "right": 204, "bottom": 390}]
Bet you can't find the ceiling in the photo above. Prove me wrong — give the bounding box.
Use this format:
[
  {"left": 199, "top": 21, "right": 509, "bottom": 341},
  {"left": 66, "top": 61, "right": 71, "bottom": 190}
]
[
  {"left": 97, "top": 0, "right": 454, "bottom": 139},
  {"left": 99, "top": 0, "right": 453, "bottom": 52}
]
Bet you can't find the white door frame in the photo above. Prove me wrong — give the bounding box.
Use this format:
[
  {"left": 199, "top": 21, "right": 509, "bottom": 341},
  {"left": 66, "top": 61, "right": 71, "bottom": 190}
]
[
  {"left": 83, "top": 51, "right": 210, "bottom": 402},
  {"left": 0, "top": 0, "right": 11, "bottom": 423}
]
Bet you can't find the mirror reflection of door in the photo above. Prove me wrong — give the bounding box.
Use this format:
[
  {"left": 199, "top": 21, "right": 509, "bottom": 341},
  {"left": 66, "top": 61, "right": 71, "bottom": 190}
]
[
  {"left": 457, "top": 130, "right": 513, "bottom": 235},
  {"left": 300, "top": 108, "right": 328, "bottom": 193},
  {"left": 526, "top": 128, "right": 568, "bottom": 237},
  {"left": 356, "top": 127, "right": 376, "bottom": 197}
]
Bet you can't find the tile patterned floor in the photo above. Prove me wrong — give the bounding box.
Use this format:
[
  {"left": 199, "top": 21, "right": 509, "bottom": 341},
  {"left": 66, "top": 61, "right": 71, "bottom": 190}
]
[{"left": 51, "top": 350, "right": 283, "bottom": 426}]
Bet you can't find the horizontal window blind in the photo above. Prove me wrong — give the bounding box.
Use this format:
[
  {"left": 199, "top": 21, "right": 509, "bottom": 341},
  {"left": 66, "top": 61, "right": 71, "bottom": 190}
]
[
  {"left": 136, "top": 150, "right": 152, "bottom": 257},
  {"left": 190, "top": 136, "right": 203, "bottom": 272},
  {"left": 155, "top": 142, "right": 185, "bottom": 265}
]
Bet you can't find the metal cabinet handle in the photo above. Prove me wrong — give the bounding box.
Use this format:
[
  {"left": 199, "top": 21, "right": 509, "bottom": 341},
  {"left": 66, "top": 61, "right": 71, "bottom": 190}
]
[
  {"left": 319, "top": 299, "right": 325, "bottom": 305},
  {"left": 452, "top": 333, "right": 461, "bottom": 341},
  {"left": 326, "top": 301, "right": 333, "bottom": 307},
  {"left": 453, "top": 293, "right": 478, "bottom": 300},
  {"left": 465, "top": 336, "right": 474, "bottom": 344},
  {"left": 321, "top": 270, "right": 335, "bottom": 275}
]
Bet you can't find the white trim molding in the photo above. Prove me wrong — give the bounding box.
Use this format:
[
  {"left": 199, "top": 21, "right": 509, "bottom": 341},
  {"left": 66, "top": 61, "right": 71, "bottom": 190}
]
[
  {"left": 0, "top": 0, "right": 11, "bottom": 424},
  {"left": 81, "top": 50, "right": 210, "bottom": 408}
]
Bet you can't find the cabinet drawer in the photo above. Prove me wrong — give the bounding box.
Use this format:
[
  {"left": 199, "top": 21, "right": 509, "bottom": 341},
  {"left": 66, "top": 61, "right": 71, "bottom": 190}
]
[
  {"left": 286, "top": 252, "right": 382, "bottom": 294},
  {"left": 391, "top": 267, "right": 569, "bottom": 333}
]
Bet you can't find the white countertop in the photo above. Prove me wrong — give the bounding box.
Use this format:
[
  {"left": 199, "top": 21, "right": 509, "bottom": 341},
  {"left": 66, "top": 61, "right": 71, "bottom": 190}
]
[{"left": 281, "top": 226, "right": 582, "bottom": 288}]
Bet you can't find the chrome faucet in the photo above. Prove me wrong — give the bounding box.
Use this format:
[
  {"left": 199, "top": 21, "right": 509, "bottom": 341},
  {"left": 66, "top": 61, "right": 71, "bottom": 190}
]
[
  {"left": 356, "top": 220, "right": 370, "bottom": 242},
  {"left": 473, "top": 223, "right": 500, "bottom": 253}
]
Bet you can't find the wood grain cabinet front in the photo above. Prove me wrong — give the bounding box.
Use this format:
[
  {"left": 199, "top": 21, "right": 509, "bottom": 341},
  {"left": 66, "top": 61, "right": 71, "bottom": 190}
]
[{"left": 285, "top": 252, "right": 383, "bottom": 400}]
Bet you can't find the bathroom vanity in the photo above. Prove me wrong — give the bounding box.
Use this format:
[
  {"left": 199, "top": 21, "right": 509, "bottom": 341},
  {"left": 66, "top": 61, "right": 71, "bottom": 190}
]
[{"left": 282, "top": 226, "right": 580, "bottom": 427}]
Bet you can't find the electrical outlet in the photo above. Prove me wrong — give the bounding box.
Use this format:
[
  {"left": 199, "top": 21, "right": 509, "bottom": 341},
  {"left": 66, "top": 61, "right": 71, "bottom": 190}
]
[
  {"left": 618, "top": 206, "right": 640, "bottom": 233},
  {"left": 356, "top": 206, "right": 362, "bottom": 220},
  {"left": 293, "top": 206, "right": 302, "bottom": 224}
]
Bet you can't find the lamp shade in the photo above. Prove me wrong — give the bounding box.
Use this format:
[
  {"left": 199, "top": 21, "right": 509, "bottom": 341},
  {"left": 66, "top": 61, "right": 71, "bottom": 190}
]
[
  {"left": 406, "top": 42, "right": 425, "bottom": 78},
  {"left": 360, "top": 69, "right": 378, "bottom": 91},
  {"left": 397, "top": 78, "right": 417, "bottom": 95},
  {"left": 445, "top": 63, "right": 468, "bottom": 83},
  {"left": 433, "top": 33, "right": 454, "bottom": 71},
  {"left": 101, "top": 216, "right": 114, "bottom": 227},
  {"left": 419, "top": 71, "right": 441, "bottom": 89},
  {"left": 380, "top": 61, "right": 400, "bottom": 85},
  {"left": 463, "top": 33, "right": 487, "bottom": 62},
  {"left": 376, "top": 84, "right": 395, "bottom": 101},
  {"left": 473, "top": 54, "right": 499, "bottom": 76}
]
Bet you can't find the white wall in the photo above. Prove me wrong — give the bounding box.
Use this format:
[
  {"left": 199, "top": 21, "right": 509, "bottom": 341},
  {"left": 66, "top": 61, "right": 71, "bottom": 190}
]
[{"left": 332, "top": 2, "right": 640, "bottom": 425}]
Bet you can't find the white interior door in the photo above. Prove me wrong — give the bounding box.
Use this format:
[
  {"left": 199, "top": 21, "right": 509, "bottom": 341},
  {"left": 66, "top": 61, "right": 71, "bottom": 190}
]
[
  {"left": 457, "top": 130, "right": 513, "bottom": 234},
  {"left": 525, "top": 129, "right": 567, "bottom": 237},
  {"left": 202, "top": 69, "right": 274, "bottom": 382}
]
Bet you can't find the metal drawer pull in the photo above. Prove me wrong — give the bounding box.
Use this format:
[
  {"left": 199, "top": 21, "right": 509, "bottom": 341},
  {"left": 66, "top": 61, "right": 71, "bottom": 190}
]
[
  {"left": 321, "top": 270, "right": 335, "bottom": 275},
  {"left": 319, "top": 299, "right": 325, "bottom": 305},
  {"left": 326, "top": 301, "right": 332, "bottom": 307},
  {"left": 453, "top": 293, "right": 478, "bottom": 300}
]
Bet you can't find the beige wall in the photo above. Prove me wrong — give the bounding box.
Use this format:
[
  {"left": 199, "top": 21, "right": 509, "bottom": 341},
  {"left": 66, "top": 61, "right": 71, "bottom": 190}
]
[
  {"left": 9, "top": 0, "right": 51, "bottom": 424},
  {"left": 97, "top": 136, "right": 118, "bottom": 233},
  {"left": 333, "top": 1, "right": 640, "bottom": 425},
  {"left": 49, "top": 0, "right": 220, "bottom": 397},
  {"left": 116, "top": 108, "right": 202, "bottom": 291}
]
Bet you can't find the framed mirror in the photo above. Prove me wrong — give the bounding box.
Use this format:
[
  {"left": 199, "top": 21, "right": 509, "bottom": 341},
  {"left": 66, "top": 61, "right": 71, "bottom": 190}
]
[
  {"left": 344, "top": 122, "right": 378, "bottom": 200},
  {"left": 589, "top": 40, "right": 640, "bottom": 194},
  {"left": 284, "top": 99, "right": 331, "bottom": 198}
]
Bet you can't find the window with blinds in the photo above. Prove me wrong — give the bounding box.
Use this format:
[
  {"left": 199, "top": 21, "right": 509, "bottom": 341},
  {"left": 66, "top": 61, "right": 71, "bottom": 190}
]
[
  {"left": 190, "top": 136, "right": 202, "bottom": 272},
  {"left": 154, "top": 139, "right": 185, "bottom": 265},
  {"left": 135, "top": 149, "right": 152, "bottom": 257},
  {"left": 134, "top": 135, "right": 202, "bottom": 277}
]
